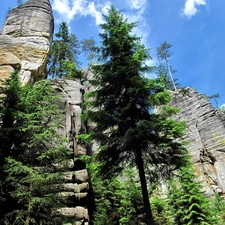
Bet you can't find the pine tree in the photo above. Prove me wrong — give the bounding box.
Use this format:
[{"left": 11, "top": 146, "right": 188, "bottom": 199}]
[
  {"left": 0, "top": 70, "right": 24, "bottom": 221},
  {"left": 81, "top": 38, "right": 98, "bottom": 66},
  {"left": 47, "top": 22, "right": 81, "bottom": 79},
  {"left": 84, "top": 155, "right": 121, "bottom": 225},
  {"left": 0, "top": 70, "right": 23, "bottom": 161},
  {"left": 168, "top": 159, "right": 216, "bottom": 225},
  {"left": 118, "top": 168, "right": 145, "bottom": 225},
  {"left": 151, "top": 190, "right": 173, "bottom": 225},
  {"left": 82, "top": 6, "right": 187, "bottom": 225},
  {"left": 83, "top": 156, "right": 144, "bottom": 225},
  {"left": 0, "top": 72, "right": 70, "bottom": 224}
]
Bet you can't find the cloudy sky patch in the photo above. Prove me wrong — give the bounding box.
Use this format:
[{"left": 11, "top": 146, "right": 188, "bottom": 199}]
[
  {"left": 52, "top": 0, "right": 109, "bottom": 24},
  {"left": 131, "top": 0, "right": 147, "bottom": 10},
  {"left": 1, "top": 0, "right": 224, "bottom": 107},
  {"left": 183, "top": 0, "right": 207, "bottom": 18}
]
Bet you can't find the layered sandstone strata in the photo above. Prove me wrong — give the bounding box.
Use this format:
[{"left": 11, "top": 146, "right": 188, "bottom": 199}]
[{"left": 0, "top": 0, "right": 53, "bottom": 84}]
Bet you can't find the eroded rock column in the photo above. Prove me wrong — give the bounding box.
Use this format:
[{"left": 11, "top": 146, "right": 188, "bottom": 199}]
[
  {"left": 0, "top": 0, "right": 54, "bottom": 84},
  {"left": 52, "top": 80, "right": 89, "bottom": 225}
]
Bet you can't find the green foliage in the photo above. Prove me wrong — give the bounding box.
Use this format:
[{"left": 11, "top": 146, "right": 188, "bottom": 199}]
[
  {"left": 118, "top": 168, "right": 145, "bottom": 225},
  {"left": 48, "top": 21, "right": 82, "bottom": 79},
  {"left": 151, "top": 193, "right": 173, "bottom": 225},
  {"left": 0, "top": 71, "right": 69, "bottom": 224},
  {"left": 83, "top": 155, "right": 121, "bottom": 225},
  {"left": 81, "top": 38, "right": 99, "bottom": 66},
  {"left": 211, "top": 193, "right": 225, "bottom": 224},
  {"left": 81, "top": 6, "right": 187, "bottom": 225},
  {"left": 168, "top": 160, "right": 216, "bottom": 225},
  {"left": 48, "top": 22, "right": 98, "bottom": 81},
  {"left": 83, "top": 155, "right": 145, "bottom": 225},
  {"left": 61, "top": 59, "right": 84, "bottom": 80}
]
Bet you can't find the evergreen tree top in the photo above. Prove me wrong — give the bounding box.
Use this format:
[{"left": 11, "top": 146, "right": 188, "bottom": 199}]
[{"left": 83, "top": 6, "right": 186, "bottom": 177}]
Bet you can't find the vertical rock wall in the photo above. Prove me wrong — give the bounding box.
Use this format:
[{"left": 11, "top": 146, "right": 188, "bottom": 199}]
[
  {"left": 0, "top": 0, "right": 53, "bottom": 84},
  {"left": 0, "top": 1, "right": 91, "bottom": 223},
  {"left": 170, "top": 88, "right": 225, "bottom": 196},
  {"left": 52, "top": 80, "right": 89, "bottom": 225}
]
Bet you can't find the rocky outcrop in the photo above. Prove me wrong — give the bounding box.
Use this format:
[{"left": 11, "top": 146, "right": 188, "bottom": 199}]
[
  {"left": 0, "top": 0, "right": 53, "bottom": 84},
  {"left": 170, "top": 88, "right": 225, "bottom": 196},
  {"left": 52, "top": 79, "right": 89, "bottom": 224}
]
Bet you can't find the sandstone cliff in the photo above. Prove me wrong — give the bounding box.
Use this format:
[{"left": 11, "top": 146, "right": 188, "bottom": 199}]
[
  {"left": 170, "top": 88, "right": 225, "bottom": 196},
  {"left": 1, "top": 1, "right": 225, "bottom": 223},
  {"left": 52, "top": 79, "right": 89, "bottom": 225},
  {"left": 0, "top": 0, "right": 53, "bottom": 84}
]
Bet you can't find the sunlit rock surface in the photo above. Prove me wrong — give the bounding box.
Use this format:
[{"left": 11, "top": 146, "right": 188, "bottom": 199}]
[
  {"left": 0, "top": 0, "right": 53, "bottom": 84},
  {"left": 170, "top": 88, "right": 225, "bottom": 196}
]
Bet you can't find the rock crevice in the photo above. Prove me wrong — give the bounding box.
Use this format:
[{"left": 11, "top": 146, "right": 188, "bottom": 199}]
[{"left": 52, "top": 79, "right": 89, "bottom": 224}]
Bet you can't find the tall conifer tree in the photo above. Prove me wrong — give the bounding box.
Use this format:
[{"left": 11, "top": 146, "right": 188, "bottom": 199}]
[
  {"left": 0, "top": 72, "right": 69, "bottom": 224},
  {"left": 48, "top": 22, "right": 81, "bottom": 79},
  {"left": 82, "top": 6, "right": 187, "bottom": 225}
]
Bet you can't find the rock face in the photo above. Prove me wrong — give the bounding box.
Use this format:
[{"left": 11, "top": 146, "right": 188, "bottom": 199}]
[
  {"left": 0, "top": 0, "right": 53, "bottom": 84},
  {"left": 170, "top": 88, "right": 225, "bottom": 196},
  {"left": 51, "top": 79, "right": 90, "bottom": 224}
]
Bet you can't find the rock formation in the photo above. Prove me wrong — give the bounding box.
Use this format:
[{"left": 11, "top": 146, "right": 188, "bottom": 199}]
[
  {"left": 2, "top": 1, "right": 225, "bottom": 224},
  {"left": 0, "top": 0, "right": 53, "bottom": 84},
  {"left": 0, "top": 1, "right": 91, "bottom": 223},
  {"left": 52, "top": 79, "right": 89, "bottom": 225},
  {"left": 170, "top": 88, "right": 225, "bottom": 196}
]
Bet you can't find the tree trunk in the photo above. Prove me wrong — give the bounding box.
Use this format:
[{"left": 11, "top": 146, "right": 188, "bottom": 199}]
[{"left": 135, "top": 149, "right": 155, "bottom": 225}]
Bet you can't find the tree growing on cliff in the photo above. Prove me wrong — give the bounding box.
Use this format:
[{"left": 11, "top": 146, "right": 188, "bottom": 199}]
[
  {"left": 156, "top": 41, "right": 180, "bottom": 91},
  {"left": 48, "top": 22, "right": 97, "bottom": 81},
  {"left": 0, "top": 71, "right": 70, "bottom": 224},
  {"left": 47, "top": 21, "right": 82, "bottom": 79},
  {"left": 82, "top": 6, "right": 187, "bottom": 225}
]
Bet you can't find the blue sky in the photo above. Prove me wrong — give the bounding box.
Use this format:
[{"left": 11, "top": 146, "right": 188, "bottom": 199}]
[{"left": 1, "top": 0, "right": 225, "bottom": 107}]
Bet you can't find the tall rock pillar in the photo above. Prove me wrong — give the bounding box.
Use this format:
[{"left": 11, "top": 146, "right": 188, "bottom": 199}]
[
  {"left": 0, "top": 0, "right": 54, "bottom": 84},
  {"left": 52, "top": 79, "right": 89, "bottom": 225}
]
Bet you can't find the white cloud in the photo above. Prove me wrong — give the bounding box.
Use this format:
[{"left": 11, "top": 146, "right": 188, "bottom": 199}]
[
  {"left": 183, "top": 0, "right": 206, "bottom": 18},
  {"left": 51, "top": 0, "right": 150, "bottom": 46},
  {"left": 123, "top": 0, "right": 150, "bottom": 46},
  {"left": 131, "top": 0, "right": 146, "bottom": 10},
  {"left": 102, "top": 1, "right": 111, "bottom": 15},
  {"left": 52, "top": 0, "right": 110, "bottom": 25},
  {"left": 52, "top": 0, "right": 71, "bottom": 16},
  {"left": 88, "top": 2, "right": 104, "bottom": 25}
]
